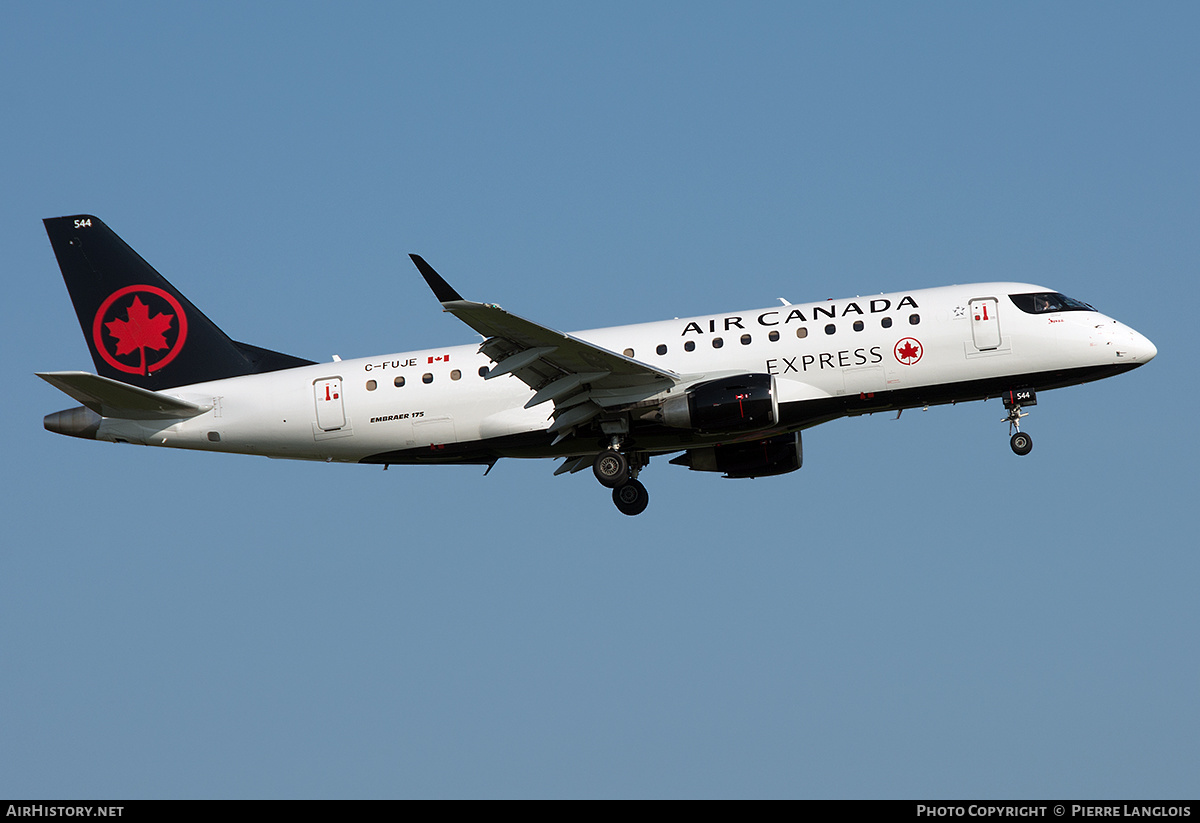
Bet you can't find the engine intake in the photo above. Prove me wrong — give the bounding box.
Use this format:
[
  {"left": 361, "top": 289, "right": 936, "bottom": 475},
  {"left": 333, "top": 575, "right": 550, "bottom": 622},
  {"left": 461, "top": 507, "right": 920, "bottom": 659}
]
[{"left": 660, "top": 373, "right": 778, "bottom": 434}]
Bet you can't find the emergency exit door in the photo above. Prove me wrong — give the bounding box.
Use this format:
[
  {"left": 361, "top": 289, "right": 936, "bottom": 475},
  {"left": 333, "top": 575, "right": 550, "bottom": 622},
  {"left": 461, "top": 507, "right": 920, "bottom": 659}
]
[
  {"left": 970, "top": 298, "right": 1001, "bottom": 350},
  {"left": 314, "top": 377, "right": 345, "bottom": 431}
]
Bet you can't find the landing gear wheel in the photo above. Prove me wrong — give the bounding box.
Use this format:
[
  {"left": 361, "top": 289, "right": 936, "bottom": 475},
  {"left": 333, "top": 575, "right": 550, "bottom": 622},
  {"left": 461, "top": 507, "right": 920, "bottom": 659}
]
[
  {"left": 1010, "top": 431, "right": 1033, "bottom": 456},
  {"left": 612, "top": 479, "right": 649, "bottom": 516},
  {"left": 593, "top": 450, "right": 629, "bottom": 488}
]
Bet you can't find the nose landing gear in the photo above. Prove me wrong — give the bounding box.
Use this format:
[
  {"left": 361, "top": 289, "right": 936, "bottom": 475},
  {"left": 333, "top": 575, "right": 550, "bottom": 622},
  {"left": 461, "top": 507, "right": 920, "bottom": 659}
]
[
  {"left": 1002, "top": 389, "right": 1036, "bottom": 456},
  {"left": 1009, "top": 430, "right": 1033, "bottom": 456}
]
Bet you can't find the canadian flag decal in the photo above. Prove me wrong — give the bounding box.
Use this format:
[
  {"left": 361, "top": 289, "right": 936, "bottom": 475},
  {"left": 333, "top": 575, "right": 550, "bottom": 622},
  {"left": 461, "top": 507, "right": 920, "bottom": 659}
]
[{"left": 428, "top": 354, "right": 450, "bottom": 364}]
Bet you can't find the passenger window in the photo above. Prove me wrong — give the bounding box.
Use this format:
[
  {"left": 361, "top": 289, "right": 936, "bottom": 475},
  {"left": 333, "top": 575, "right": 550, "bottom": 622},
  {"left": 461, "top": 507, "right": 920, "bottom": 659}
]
[
  {"left": 478, "top": 366, "right": 489, "bottom": 377},
  {"left": 796, "top": 328, "right": 808, "bottom": 339},
  {"left": 450, "top": 369, "right": 461, "bottom": 381},
  {"left": 909, "top": 314, "right": 920, "bottom": 325},
  {"left": 853, "top": 320, "right": 864, "bottom": 332},
  {"left": 712, "top": 337, "right": 724, "bottom": 348},
  {"left": 740, "top": 334, "right": 752, "bottom": 345},
  {"left": 768, "top": 330, "right": 779, "bottom": 342},
  {"left": 422, "top": 373, "right": 433, "bottom": 384},
  {"left": 394, "top": 376, "right": 405, "bottom": 388},
  {"left": 684, "top": 340, "right": 696, "bottom": 352},
  {"left": 623, "top": 348, "right": 634, "bottom": 357},
  {"left": 881, "top": 317, "right": 893, "bottom": 329},
  {"left": 656, "top": 344, "right": 667, "bottom": 355},
  {"left": 366, "top": 380, "right": 377, "bottom": 391},
  {"left": 825, "top": 324, "right": 836, "bottom": 335}
]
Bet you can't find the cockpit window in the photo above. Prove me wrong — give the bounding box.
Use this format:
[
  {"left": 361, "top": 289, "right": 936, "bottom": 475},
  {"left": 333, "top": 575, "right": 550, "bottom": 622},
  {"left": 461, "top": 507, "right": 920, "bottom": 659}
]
[{"left": 1008, "top": 292, "right": 1096, "bottom": 314}]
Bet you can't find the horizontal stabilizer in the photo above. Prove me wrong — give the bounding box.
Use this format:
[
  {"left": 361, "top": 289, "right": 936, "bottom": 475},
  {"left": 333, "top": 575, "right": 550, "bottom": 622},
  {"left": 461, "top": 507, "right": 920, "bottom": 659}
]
[{"left": 36, "top": 371, "right": 209, "bottom": 420}]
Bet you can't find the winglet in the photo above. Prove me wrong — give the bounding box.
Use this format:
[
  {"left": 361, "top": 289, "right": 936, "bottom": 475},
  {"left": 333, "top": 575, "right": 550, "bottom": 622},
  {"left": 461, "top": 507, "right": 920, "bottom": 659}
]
[{"left": 409, "top": 254, "right": 464, "bottom": 303}]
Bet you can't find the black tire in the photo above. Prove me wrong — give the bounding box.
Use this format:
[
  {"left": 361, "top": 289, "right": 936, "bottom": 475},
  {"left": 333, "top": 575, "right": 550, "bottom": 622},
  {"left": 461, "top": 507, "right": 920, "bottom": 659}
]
[
  {"left": 593, "top": 450, "right": 629, "bottom": 488},
  {"left": 1010, "top": 431, "right": 1033, "bottom": 456},
  {"left": 612, "top": 479, "right": 649, "bottom": 516}
]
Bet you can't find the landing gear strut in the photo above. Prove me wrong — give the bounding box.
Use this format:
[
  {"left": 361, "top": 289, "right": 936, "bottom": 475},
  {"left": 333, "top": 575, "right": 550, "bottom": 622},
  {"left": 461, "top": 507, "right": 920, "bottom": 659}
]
[{"left": 1002, "top": 389, "right": 1036, "bottom": 456}]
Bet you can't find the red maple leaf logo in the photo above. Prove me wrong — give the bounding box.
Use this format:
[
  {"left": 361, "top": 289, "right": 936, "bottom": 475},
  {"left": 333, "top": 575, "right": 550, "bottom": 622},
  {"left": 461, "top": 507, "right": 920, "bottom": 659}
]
[
  {"left": 894, "top": 337, "right": 923, "bottom": 365},
  {"left": 104, "top": 296, "right": 175, "bottom": 375},
  {"left": 92, "top": 285, "right": 189, "bottom": 376}
]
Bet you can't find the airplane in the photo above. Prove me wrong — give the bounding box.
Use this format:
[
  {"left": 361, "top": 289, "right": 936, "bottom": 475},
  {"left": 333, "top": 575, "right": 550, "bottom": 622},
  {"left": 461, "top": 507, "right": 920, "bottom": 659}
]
[{"left": 38, "top": 214, "right": 1157, "bottom": 515}]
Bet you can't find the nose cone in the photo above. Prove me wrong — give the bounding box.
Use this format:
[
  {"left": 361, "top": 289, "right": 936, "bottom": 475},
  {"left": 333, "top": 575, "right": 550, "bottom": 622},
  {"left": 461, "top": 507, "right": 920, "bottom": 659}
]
[{"left": 1126, "top": 328, "right": 1157, "bottom": 364}]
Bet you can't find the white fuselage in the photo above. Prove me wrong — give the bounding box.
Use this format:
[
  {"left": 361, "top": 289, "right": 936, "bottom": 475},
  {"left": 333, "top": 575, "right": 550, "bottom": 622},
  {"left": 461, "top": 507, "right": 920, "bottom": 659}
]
[{"left": 84, "top": 282, "right": 1157, "bottom": 463}]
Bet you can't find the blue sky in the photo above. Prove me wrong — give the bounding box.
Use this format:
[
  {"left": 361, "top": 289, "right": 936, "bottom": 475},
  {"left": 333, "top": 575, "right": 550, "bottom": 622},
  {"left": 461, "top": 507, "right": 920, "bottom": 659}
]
[{"left": 3, "top": 1, "right": 1197, "bottom": 798}]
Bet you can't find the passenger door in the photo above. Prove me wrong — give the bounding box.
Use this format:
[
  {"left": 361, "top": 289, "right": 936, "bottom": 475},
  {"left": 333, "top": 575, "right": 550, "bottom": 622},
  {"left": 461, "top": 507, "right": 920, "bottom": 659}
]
[
  {"left": 313, "top": 377, "right": 346, "bottom": 431},
  {"left": 969, "top": 298, "right": 1001, "bottom": 350}
]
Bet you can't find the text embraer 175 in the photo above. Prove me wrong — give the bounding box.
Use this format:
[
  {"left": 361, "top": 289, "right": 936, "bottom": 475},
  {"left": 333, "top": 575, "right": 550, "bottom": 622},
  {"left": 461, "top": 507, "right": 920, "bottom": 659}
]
[{"left": 39, "top": 215, "right": 1157, "bottom": 515}]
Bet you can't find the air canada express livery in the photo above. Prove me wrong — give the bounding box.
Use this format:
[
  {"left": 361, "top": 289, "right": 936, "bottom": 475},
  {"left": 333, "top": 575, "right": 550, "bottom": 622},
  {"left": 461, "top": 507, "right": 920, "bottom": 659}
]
[{"left": 39, "top": 215, "right": 1157, "bottom": 515}]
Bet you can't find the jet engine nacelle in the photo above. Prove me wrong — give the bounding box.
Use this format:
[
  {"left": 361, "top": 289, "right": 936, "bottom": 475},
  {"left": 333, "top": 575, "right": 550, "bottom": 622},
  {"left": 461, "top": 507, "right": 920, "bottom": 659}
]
[
  {"left": 660, "top": 373, "right": 778, "bottom": 434},
  {"left": 669, "top": 432, "right": 803, "bottom": 478}
]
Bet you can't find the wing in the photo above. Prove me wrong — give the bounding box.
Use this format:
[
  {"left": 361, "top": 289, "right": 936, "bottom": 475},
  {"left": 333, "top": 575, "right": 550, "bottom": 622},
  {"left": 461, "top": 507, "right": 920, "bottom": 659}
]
[{"left": 410, "top": 255, "right": 680, "bottom": 443}]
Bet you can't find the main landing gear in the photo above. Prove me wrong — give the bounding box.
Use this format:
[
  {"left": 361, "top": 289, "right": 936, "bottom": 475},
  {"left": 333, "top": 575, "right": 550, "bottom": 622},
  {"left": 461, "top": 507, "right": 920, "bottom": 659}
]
[
  {"left": 592, "top": 449, "right": 628, "bottom": 487},
  {"left": 592, "top": 439, "right": 650, "bottom": 516},
  {"left": 1002, "top": 389, "right": 1036, "bottom": 456},
  {"left": 612, "top": 479, "right": 649, "bottom": 516}
]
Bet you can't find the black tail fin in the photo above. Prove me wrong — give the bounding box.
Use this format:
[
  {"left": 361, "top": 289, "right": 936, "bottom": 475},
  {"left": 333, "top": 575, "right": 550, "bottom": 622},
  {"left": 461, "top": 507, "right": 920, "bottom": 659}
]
[{"left": 44, "top": 215, "right": 313, "bottom": 390}]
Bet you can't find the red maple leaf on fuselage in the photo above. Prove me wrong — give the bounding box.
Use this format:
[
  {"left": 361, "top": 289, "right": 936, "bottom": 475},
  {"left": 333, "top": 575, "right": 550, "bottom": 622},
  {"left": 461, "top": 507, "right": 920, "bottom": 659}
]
[
  {"left": 898, "top": 341, "right": 920, "bottom": 361},
  {"left": 105, "top": 296, "right": 174, "bottom": 374}
]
